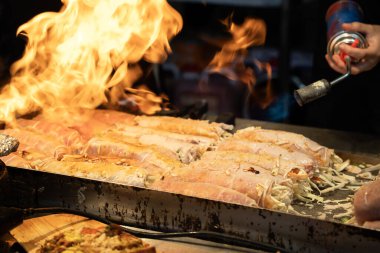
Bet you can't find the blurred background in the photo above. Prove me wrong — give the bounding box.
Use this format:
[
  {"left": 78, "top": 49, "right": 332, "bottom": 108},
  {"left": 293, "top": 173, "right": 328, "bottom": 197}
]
[{"left": 1, "top": 0, "right": 380, "bottom": 135}]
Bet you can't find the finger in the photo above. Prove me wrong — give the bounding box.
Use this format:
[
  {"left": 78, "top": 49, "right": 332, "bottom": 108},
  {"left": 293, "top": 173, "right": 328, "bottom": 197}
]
[
  {"left": 325, "top": 54, "right": 346, "bottom": 74},
  {"left": 331, "top": 54, "right": 347, "bottom": 69},
  {"left": 339, "top": 44, "right": 367, "bottom": 60},
  {"left": 342, "top": 22, "right": 372, "bottom": 34}
]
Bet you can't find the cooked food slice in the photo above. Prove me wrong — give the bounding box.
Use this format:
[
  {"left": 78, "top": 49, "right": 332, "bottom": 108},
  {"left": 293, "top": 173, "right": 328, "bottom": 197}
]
[
  {"left": 84, "top": 137, "right": 183, "bottom": 172},
  {"left": 217, "top": 139, "right": 316, "bottom": 171},
  {"left": 39, "top": 225, "right": 156, "bottom": 253},
  {"left": 234, "top": 127, "right": 334, "bottom": 167},
  {"left": 114, "top": 124, "right": 215, "bottom": 145},
  {"left": 60, "top": 154, "right": 166, "bottom": 184},
  {"left": 170, "top": 159, "right": 289, "bottom": 208},
  {"left": 134, "top": 115, "right": 233, "bottom": 140},
  {"left": 33, "top": 158, "right": 153, "bottom": 187},
  {"left": 15, "top": 118, "right": 84, "bottom": 149},
  {"left": 138, "top": 134, "right": 207, "bottom": 163},
  {"left": 0, "top": 129, "right": 70, "bottom": 160},
  {"left": 201, "top": 150, "right": 309, "bottom": 179},
  {"left": 100, "top": 128, "right": 210, "bottom": 163},
  {"left": 151, "top": 179, "right": 258, "bottom": 207}
]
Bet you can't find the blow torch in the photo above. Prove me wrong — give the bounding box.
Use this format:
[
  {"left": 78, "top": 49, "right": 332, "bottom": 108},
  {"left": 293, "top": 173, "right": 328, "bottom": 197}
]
[{"left": 294, "top": 0, "right": 368, "bottom": 106}]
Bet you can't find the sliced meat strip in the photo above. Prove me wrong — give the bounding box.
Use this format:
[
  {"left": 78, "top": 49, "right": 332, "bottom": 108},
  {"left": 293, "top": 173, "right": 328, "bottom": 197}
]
[
  {"left": 134, "top": 116, "right": 233, "bottom": 140},
  {"left": 201, "top": 150, "right": 309, "bottom": 180},
  {"left": 100, "top": 129, "right": 209, "bottom": 163},
  {"left": 234, "top": 127, "right": 333, "bottom": 167},
  {"left": 217, "top": 139, "right": 316, "bottom": 173},
  {"left": 113, "top": 125, "right": 215, "bottom": 145},
  {"left": 151, "top": 179, "right": 258, "bottom": 207},
  {"left": 171, "top": 159, "right": 285, "bottom": 208},
  {"left": 15, "top": 119, "right": 84, "bottom": 150},
  {"left": 83, "top": 137, "right": 182, "bottom": 172},
  {"left": 60, "top": 155, "right": 167, "bottom": 183},
  {"left": 33, "top": 158, "right": 150, "bottom": 187},
  {"left": 139, "top": 134, "right": 206, "bottom": 163},
  {"left": 0, "top": 129, "right": 70, "bottom": 160}
]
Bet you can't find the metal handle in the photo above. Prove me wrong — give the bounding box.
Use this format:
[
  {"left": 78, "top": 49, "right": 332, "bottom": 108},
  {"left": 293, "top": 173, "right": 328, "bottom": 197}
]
[{"left": 330, "top": 57, "right": 351, "bottom": 86}]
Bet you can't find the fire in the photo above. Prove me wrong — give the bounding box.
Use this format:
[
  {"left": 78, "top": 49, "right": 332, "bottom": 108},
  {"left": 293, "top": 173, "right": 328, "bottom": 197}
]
[
  {"left": 0, "top": 0, "right": 182, "bottom": 123},
  {"left": 206, "top": 17, "right": 274, "bottom": 109}
]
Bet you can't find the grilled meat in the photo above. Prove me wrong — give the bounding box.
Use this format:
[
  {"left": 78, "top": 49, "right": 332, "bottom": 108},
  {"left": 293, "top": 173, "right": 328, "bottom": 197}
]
[
  {"left": 234, "top": 127, "right": 334, "bottom": 167},
  {"left": 1, "top": 110, "right": 343, "bottom": 211}
]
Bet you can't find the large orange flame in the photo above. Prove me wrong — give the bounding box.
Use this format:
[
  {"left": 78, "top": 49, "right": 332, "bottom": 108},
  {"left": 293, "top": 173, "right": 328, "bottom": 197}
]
[
  {"left": 206, "top": 17, "right": 274, "bottom": 109},
  {"left": 0, "top": 0, "right": 182, "bottom": 123}
]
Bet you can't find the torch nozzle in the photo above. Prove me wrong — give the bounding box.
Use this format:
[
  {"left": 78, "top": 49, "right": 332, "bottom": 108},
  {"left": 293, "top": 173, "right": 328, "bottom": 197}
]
[{"left": 294, "top": 57, "right": 351, "bottom": 106}]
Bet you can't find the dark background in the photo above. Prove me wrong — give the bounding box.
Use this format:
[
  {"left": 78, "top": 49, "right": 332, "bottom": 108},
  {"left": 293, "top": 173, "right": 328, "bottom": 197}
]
[{"left": 1, "top": 0, "right": 380, "bottom": 135}]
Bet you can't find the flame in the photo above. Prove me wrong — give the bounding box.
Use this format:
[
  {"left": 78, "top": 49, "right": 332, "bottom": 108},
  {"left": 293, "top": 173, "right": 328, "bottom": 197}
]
[
  {"left": 0, "top": 0, "right": 182, "bottom": 123},
  {"left": 205, "top": 17, "right": 274, "bottom": 109}
]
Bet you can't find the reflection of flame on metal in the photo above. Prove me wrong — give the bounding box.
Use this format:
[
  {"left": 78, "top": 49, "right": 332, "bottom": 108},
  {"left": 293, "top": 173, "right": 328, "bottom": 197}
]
[
  {"left": 202, "top": 17, "right": 274, "bottom": 110},
  {"left": 0, "top": 0, "right": 182, "bottom": 123}
]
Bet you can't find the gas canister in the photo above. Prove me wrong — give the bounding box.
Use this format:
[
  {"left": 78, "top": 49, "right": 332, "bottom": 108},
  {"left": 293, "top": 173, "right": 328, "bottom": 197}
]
[{"left": 326, "top": 0, "right": 368, "bottom": 62}]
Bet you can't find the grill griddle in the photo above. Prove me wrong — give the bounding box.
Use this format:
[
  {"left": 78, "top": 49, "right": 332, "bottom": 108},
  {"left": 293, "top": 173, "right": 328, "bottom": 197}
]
[{"left": 1, "top": 119, "right": 380, "bottom": 253}]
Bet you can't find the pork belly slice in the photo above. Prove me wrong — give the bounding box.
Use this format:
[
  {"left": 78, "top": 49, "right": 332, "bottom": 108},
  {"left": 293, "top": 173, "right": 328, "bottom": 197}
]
[
  {"left": 33, "top": 158, "right": 151, "bottom": 187},
  {"left": 217, "top": 139, "right": 316, "bottom": 172},
  {"left": 15, "top": 119, "right": 84, "bottom": 149},
  {"left": 0, "top": 129, "right": 71, "bottom": 160},
  {"left": 201, "top": 150, "right": 309, "bottom": 180},
  {"left": 99, "top": 128, "right": 210, "bottom": 163},
  {"left": 83, "top": 137, "right": 183, "bottom": 172},
  {"left": 170, "top": 159, "right": 287, "bottom": 208},
  {"left": 134, "top": 116, "right": 233, "bottom": 140},
  {"left": 234, "top": 127, "right": 334, "bottom": 167},
  {"left": 150, "top": 179, "right": 258, "bottom": 207}
]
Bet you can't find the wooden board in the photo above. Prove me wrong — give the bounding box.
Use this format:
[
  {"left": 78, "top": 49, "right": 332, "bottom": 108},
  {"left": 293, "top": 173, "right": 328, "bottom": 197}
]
[
  {"left": 11, "top": 214, "right": 103, "bottom": 253},
  {"left": 11, "top": 214, "right": 261, "bottom": 253}
]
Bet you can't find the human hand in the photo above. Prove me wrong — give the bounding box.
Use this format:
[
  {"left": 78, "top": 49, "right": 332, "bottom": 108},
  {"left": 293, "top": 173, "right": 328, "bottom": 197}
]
[
  {"left": 325, "top": 22, "right": 380, "bottom": 75},
  {"left": 353, "top": 178, "right": 380, "bottom": 227}
]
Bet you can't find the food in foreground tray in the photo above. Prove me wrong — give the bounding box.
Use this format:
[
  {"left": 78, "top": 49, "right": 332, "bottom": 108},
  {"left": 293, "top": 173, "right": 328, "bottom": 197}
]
[
  {"left": 39, "top": 225, "right": 156, "bottom": 253},
  {"left": 0, "top": 109, "right": 370, "bottom": 213}
]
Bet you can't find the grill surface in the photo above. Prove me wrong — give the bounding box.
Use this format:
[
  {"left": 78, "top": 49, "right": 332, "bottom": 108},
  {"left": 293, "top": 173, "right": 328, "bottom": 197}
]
[{"left": 1, "top": 119, "right": 380, "bottom": 253}]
